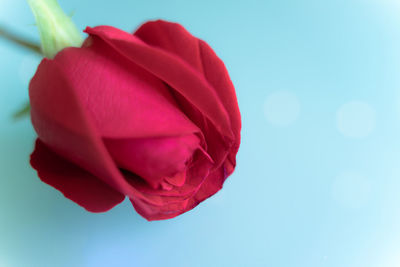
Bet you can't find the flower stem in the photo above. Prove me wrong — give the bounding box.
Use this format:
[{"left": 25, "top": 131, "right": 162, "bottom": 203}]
[
  {"left": 13, "top": 102, "right": 31, "bottom": 120},
  {"left": 0, "top": 26, "right": 41, "bottom": 54}
]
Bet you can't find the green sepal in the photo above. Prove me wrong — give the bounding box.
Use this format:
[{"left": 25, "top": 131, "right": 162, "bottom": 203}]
[{"left": 27, "top": 0, "right": 83, "bottom": 58}]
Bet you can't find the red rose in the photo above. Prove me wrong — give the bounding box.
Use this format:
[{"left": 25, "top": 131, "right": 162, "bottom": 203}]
[{"left": 29, "top": 20, "right": 241, "bottom": 220}]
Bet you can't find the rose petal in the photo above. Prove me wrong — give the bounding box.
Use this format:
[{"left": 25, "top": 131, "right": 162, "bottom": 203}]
[
  {"left": 164, "top": 170, "right": 186, "bottom": 187},
  {"left": 134, "top": 20, "right": 242, "bottom": 170},
  {"left": 131, "top": 197, "right": 190, "bottom": 221},
  {"left": 127, "top": 152, "right": 220, "bottom": 221},
  {"left": 124, "top": 149, "right": 213, "bottom": 198},
  {"left": 29, "top": 58, "right": 161, "bottom": 206},
  {"left": 135, "top": 20, "right": 241, "bottom": 140},
  {"left": 84, "top": 26, "right": 234, "bottom": 143},
  {"left": 50, "top": 36, "right": 200, "bottom": 139},
  {"left": 149, "top": 166, "right": 227, "bottom": 221},
  {"left": 104, "top": 134, "right": 200, "bottom": 188},
  {"left": 189, "top": 166, "right": 228, "bottom": 206},
  {"left": 128, "top": 167, "right": 227, "bottom": 221},
  {"left": 31, "top": 139, "right": 125, "bottom": 212},
  {"left": 30, "top": 57, "right": 214, "bottom": 218}
]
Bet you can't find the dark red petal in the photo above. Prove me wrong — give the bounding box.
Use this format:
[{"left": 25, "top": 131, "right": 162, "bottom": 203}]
[
  {"left": 135, "top": 20, "right": 241, "bottom": 143},
  {"left": 197, "top": 40, "right": 241, "bottom": 147},
  {"left": 134, "top": 21, "right": 241, "bottom": 161},
  {"left": 29, "top": 58, "right": 152, "bottom": 203},
  {"left": 130, "top": 197, "right": 190, "bottom": 221},
  {"left": 124, "top": 149, "right": 213, "bottom": 198},
  {"left": 133, "top": 21, "right": 241, "bottom": 171},
  {"left": 126, "top": 153, "right": 220, "bottom": 221},
  {"left": 164, "top": 170, "right": 186, "bottom": 187},
  {"left": 51, "top": 37, "right": 200, "bottom": 139},
  {"left": 189, "top": 166, "right": 227, "bottom": 206},
  {"left": 31, "top": 139, "right": 125, "bottom": 212},
  {"left": 84, "top": 26, "right": 234, "bottom": 143},
  {"left": 104, "top": 134, "right": 200, "bottom": 188},
  {"left": 134, "top": 20, "right": 205, "bottom": 76},
  {"left": 29, "top": 57, "right": 210, "bottom": 214},
  {"left": 128, "top": 166, "right": 226, "bottom": 221}
]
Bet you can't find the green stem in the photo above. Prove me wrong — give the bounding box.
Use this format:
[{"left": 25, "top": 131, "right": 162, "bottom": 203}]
[
  {"left": 13, "top": 102, "right": 31, "bottom": 120},
  {"left": 0, "top": 26, "right": 41, "bottom": 54}
]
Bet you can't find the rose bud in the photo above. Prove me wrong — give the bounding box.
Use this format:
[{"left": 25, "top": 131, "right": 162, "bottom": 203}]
[{"left": 29, "top": 20, "right": 241, "bottom": 220}]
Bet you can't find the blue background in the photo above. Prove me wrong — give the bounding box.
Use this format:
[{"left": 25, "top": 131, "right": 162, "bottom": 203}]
[{"left": 1, "top": 0, "right": 400, "bottom": 266}]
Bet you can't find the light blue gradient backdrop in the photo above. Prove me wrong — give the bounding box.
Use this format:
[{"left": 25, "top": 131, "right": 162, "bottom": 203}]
[{"left": 1, "top": 0, "right": 400, "bottom": 266}]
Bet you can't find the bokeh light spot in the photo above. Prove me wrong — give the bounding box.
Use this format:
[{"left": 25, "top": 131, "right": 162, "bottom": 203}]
[{"left": 336, "top": 101, "right": 376, "bottom": 138}]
